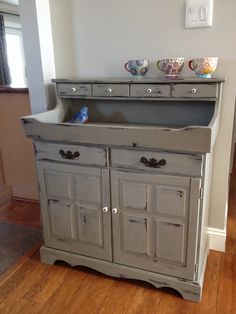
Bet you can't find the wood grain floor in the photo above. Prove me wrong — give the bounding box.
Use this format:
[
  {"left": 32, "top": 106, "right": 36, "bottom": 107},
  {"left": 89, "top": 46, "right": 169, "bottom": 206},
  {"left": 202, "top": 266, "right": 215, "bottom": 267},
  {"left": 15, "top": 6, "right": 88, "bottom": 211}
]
[
  {"left": 0, "top": 167, "right": 236, "bottom": 313},
  {"left": 0, "top": 199, "right": 41, "bottom": 229}
]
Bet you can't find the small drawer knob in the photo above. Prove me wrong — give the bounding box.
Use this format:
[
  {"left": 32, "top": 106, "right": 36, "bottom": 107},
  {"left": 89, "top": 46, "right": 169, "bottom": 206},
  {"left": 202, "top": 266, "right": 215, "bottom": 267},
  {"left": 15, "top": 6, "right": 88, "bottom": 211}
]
[
  {"left": 146, "top": 88, "right": 152, "bottom": 94},
  {"left": 112, "top": 208, "right": 118, "bottom": 214},
  {"left": 106, "top": 88, "right": 112, "bottom": 93},
  {"left": 191, "top": 88, "right": 197, "bottom": 94},
  {"left": 103, "top": 206, "right": 109, "bottom": 213},
  {"left": 71, "top": 87, "right": 76, "bottom": 92}
]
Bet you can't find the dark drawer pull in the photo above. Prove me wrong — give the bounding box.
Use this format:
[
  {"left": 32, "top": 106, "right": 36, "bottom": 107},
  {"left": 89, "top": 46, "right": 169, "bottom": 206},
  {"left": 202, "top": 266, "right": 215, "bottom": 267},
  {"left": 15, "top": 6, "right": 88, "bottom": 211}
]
[
  {"left": 140, "top": 157, "right": 166, "bottom": 168},
  {"left": 59, "top": 150, "right": 80, "bottom": 160}
]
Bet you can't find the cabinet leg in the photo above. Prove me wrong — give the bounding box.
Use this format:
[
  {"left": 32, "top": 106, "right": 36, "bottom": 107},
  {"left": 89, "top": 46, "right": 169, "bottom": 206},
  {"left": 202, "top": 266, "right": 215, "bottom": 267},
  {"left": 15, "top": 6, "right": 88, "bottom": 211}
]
[{"left": 40, "top": 246, "right": 58, "bottom": 265}]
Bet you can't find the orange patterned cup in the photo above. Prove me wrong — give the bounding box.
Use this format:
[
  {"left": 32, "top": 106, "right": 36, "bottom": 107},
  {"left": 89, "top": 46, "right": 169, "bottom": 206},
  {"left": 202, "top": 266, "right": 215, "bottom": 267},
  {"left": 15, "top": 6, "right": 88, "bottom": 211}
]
[{"left": 188, "top": 57, "right": 218, "bottom": 78}]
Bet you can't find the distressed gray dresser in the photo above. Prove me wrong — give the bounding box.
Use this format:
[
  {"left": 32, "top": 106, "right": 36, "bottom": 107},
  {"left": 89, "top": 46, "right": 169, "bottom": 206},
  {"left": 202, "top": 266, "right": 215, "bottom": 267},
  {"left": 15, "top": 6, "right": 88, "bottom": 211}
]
[{"left": 22, "top": 77, "right": 225, "bottom": 301}]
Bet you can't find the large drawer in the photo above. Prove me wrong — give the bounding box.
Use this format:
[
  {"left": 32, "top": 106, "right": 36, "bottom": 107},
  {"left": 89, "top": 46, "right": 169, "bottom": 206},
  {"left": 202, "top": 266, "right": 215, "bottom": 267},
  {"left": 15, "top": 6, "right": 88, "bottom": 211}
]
[
  {"left": 57, "top": 83, "right": 92, "bottom": 97},
  {"left": 92, "top": 84, "right": 129, "bottom": 97},
  {"left": 110, "top": 148, "right": 203, "bottom": 176},
  {"left": 35, "top": 142, "right": 107, "bottom": 166},
  {"left": 130, "top": 84, "right": 171, "bottom": 98},
  {"left": 172, "top": 84, "right": 218, "bottom": 98}
]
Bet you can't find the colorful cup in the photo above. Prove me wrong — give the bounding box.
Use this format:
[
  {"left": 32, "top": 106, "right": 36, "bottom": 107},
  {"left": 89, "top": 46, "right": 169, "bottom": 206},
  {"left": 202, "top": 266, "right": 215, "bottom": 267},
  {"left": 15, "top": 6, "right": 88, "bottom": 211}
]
[
  {"left": 157, "top": 58, "right": 184, "bottom": 79},
  {"left": 188, "top": 57, "right": 218, "bottom": 78},
  {"left": 124, "top": 59, "right": 149, "bottom": 77}
]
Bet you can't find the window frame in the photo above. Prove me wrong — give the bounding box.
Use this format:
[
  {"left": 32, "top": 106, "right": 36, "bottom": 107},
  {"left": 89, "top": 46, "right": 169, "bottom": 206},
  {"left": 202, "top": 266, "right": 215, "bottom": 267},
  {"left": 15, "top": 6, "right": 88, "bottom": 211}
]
[{"left": 5, "top": 25, "right": 27, "bottom": 87}]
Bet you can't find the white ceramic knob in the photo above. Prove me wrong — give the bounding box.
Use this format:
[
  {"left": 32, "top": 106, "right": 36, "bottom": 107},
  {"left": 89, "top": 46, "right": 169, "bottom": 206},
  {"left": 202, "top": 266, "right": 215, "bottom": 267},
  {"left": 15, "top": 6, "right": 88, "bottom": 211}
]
[
  {"left": 191, "top": 88, "right": 197, "bottom": 94},
  {"left": 112, "top": 208, "right": 118, "bottom": 214},
  {"left": 106, "top": 88, "right": 112, "bottom": 93},
  {"left": 103, "top": 206, "right": 109, "bottom": 213},
  {"left": 147, "top": 88, "right": 152, "bottom": 94},
  {"left": 71, "top": 87, "right": 76, "bottom": 92}
]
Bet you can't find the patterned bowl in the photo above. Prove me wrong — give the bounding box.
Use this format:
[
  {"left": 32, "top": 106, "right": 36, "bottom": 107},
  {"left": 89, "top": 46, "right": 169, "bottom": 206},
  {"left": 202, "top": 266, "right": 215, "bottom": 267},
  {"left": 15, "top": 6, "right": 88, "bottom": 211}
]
[
  {"left": 188, "top": 57, "right": 218, "bottom": 78},
  {"left": 157, "top": 58, "right": 184, "bottom": 79},
  {"left": 124, "top": 59, "right": 149, "bottom": 77}
]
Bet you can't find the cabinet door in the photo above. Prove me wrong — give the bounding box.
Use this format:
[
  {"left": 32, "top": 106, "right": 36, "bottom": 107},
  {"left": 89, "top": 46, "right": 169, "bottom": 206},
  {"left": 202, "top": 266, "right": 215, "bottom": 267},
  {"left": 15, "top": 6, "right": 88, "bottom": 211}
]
[
  {"left": 111, "top": 170, "right": 200, "bottom": 280},
  {"left": 37, "top": 161, "right": 112, "bottom": 261}
]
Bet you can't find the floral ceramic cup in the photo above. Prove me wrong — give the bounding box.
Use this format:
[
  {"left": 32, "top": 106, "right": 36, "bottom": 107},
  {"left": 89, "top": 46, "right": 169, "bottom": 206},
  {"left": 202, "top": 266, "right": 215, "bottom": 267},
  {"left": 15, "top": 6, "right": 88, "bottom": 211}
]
[
  {"left": 124, "top": 59, "right": 149, "bottom": 77},
  {"left": 157, "top": 58, "right": 184, "bottom": 79},
  {"left": 188, "top": 57, "right": 218, "bottom": 78}
]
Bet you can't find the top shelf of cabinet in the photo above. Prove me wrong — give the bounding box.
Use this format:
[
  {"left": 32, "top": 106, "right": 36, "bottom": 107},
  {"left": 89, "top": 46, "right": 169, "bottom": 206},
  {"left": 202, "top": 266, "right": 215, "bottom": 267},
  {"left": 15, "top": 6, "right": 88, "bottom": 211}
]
[
  {"left": 53, "top": 78, "right": 225, "bottom": 100},
  {"left": 52, "top": 77, "right": 226, "bottom": 84},
  {"left": 21, "top": 78, "right": 225, "bottom": 153}
]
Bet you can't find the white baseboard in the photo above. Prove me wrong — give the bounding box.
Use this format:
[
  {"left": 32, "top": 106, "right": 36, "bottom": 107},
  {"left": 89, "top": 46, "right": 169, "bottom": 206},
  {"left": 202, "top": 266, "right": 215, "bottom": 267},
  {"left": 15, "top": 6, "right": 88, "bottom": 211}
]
[{"left": 208, "top": 227, "right": 226, "bottom": 252}]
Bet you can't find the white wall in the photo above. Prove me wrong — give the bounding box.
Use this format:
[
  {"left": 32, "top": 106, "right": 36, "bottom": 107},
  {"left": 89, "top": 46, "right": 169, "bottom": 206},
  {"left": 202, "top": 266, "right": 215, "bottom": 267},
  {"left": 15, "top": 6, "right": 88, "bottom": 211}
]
[
  {"left": 20, "top": 0, "right": 236, "bottom": 238},
  {"left": 49, "top": 0, "right": 77, "bottom": 78},
  {"left": 19, "top": 0, "right": 56, "bottom": 113},
  {"left": 69, "top": 0, "right": 235, "bottom": 79}
]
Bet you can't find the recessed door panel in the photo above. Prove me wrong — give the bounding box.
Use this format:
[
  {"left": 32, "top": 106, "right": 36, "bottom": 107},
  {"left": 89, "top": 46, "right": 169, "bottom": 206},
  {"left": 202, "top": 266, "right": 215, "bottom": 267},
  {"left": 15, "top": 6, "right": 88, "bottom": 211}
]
[
  {"left": 122, "top": 214, "right": 148, "bottom": 255},
  {"left": 77, "top": 206, "right": 103, "bottom": 246},
  {"left": 120, "top": 182, "right": 148, "bottom": 210},
  {"left": 155, "top": 186, "right": 188, "bottom": 217},
  {"left": 49, "top": 200, "right": 73, "bottom": 240},
  {"left": 45, "top": 171, "right": 70, "bottom": 199},
  {"left": 155, "top": 219, "right": 186, "bottom": 265},
  {"left": 75, "top": 175, "right": 101, "bottom": 204}
]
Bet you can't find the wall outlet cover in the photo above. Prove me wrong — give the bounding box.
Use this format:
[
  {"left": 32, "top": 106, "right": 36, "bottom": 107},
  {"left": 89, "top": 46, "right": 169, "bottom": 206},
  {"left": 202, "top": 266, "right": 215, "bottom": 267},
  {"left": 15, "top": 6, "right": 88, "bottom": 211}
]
[{"left": 185, "top": 0, "right": 213, "bottom": 28}]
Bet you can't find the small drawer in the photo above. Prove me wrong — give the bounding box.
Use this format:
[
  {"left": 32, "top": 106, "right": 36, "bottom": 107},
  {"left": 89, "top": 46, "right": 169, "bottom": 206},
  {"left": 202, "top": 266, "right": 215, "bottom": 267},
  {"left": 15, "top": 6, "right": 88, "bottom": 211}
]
[
  {"left": 130, "top": 84, "right": 171, "bottom": 98},
  {"left": 111, "top": 148, "right": 203, "bottom": 176},
  {"left": 35, "top": 142, "right": 107, "bottom": 166},
  {"left": 57, "top": 84, "right": 92, "bottom": 97},
  {"left": 92, "top": 84, "right": 129, "bottom": 97},
  {"left": 172, "top": 84, "right": 218, "bottom": 98}
]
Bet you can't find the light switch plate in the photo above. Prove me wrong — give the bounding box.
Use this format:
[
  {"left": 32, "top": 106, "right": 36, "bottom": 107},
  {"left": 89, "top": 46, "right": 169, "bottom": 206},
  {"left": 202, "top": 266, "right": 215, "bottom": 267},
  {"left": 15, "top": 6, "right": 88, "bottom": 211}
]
[{"left": 185, "top": 0, "right": 213, "bottom": 28}]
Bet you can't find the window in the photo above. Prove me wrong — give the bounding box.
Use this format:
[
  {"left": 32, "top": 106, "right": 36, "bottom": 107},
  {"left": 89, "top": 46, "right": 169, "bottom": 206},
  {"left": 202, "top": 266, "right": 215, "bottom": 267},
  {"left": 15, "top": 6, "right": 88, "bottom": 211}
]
[
  {"left": 1, "top": 12, "right": 27, "bottom": 87},
  {"left": 5, "top": 27, "right": 27, "bottom": 87}
]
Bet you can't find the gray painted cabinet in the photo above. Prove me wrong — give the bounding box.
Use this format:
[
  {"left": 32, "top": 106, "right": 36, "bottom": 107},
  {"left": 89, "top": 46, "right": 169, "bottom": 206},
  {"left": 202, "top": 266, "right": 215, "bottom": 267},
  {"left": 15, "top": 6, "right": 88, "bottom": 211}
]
[{"left": 21, "top": 77, "right": 225, "bottom": 302}]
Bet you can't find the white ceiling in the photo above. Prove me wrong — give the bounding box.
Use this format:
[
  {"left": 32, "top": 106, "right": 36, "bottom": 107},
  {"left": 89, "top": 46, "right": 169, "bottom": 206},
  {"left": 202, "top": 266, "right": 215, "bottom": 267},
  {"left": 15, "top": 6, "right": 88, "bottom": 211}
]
[{"left": 0, "top": 0, "right": 18, "bottom": 6}]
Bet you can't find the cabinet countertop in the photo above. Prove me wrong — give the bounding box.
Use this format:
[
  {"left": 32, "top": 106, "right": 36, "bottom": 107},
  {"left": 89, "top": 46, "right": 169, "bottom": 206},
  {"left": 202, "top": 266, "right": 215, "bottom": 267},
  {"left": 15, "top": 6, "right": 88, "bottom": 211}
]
[{"left": 52, "top": 77, "right": 226, "bottom": 84}]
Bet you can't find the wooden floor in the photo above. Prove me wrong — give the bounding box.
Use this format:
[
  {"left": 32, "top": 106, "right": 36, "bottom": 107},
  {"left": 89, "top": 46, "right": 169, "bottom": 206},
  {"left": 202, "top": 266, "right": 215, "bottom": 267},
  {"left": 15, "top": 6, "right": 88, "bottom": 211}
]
[{"left": 0, "top": 169, "right": 236, "bottom": 313}]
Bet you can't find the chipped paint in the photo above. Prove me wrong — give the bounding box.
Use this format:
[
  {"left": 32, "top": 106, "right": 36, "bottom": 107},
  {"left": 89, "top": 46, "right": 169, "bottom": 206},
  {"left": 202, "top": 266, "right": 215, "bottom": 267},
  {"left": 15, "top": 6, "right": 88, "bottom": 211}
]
[
  {"left": 177, "top": 190, "right": 184, "bottom": 198},
  {"left": 182, "top": 289, "right": 199, "bottom": 296},
  {"left": 128, "top": 219, "right": 145, "bottom": 224},
  {"left": 83, "top": 214, "right": 87, "bottom": 224},
  {"left": 21, "top": 118, "right": 31, "bottom": 124},
  {"left": 149, "top": 279, "right": 168, "bottom": 286}
]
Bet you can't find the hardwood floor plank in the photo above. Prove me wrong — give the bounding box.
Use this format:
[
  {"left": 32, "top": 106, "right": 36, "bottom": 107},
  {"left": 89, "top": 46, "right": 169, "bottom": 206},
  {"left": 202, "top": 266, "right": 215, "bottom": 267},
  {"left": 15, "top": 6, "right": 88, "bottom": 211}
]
[
  {"left": 98, "top": 279, "right": 138, "bottom": 314},
  {"left": 23, "top": 263, "right": 69, "bottom": 304},
  {"left": 0, "top": 239, "right": 42, "bottom": 286},
  {"left": 63, "top": 270, "right": 115, "bottom": 314},
  {"left": 37, "top": 267, "right": 88, "bottom": 313},
  {"left": 4, "top": 298, "right": 41, "bottom": 314},
  {"left": 127, "top": 282, "right": 162, "bottom": 314},
  {"left": 216, "top": 253, "right": 236, "bottom": 314},
  {"left": 0, "top": 256, "right": 46, "bottom": 313},
  {"left": 0, "top": 199, "right": 41, "bottom": 229}
]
